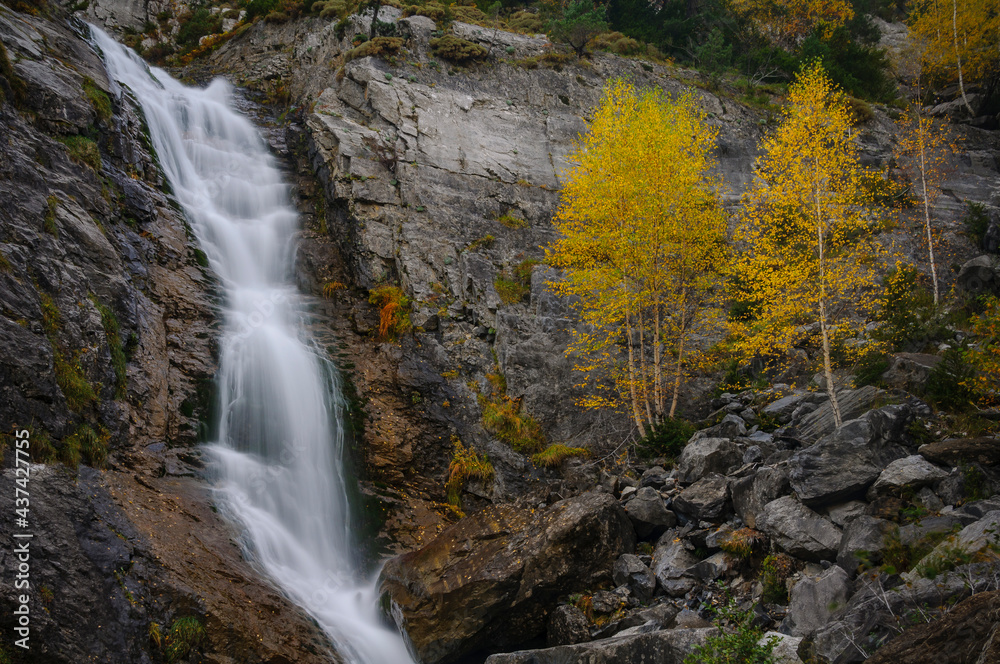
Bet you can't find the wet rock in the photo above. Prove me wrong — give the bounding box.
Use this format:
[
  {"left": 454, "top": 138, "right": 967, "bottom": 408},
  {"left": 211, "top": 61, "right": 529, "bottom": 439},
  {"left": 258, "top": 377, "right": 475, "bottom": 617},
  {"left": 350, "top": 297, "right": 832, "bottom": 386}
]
[
  {"left": 731, "top": 466, "right": 790, "bottom": 528},
  {"left": 918, "top": 437, "right": 1000, "bottom": 466},
  {"left": 782, "top": 566, "right": 852, "bottom": 637},
  {"left": 758, "top": 496, "right": 842, "bottom": 562},
  {"left": 672, "top": 473, "right": 730, "bottom": 521},
  {"left": 613, "top": 554, "right": 656, "bottom": 602},
  {"left": 867, "top": 455, "right": 949, "bottom": 498},
  {"left": 379, "top": 492, "right": 636, "bottom": 664},
  {"left": 484, "top": 627, "right": 718, "bottom": 664},
  {"left": 677, "top": 437, "right": 742, "bottom": 484},
  {"left": 546, "top": 605, "right": 590, "bottom": 647},
  {"left": 625, "top": 487, "right": 677, "bottom": 539}
]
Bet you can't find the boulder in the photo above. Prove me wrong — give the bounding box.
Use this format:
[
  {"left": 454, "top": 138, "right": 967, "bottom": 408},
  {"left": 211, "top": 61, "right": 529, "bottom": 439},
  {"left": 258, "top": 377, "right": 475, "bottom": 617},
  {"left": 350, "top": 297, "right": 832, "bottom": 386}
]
[
  {"left": 919, "top": 437, "right": 1000, "bottom": 466},
  {"left": 757, "top": 496, "right": 842, "bottom": 562},
  {"left": 763, "top": 632, "right": 804, "bottom": 664},
  {"left": 484, "top": 628, "right": 718, "bottom": 664},
  {"left": 379, "top": 492, "right": 636, "bottom": 663},
  {"left": 787, "top": 386, "right": 885, "bottom": 443},
  {"left": 763, "top": 394, "right": 807, "bottom": 424},
  {"left": 546, "top": 605, "right": 590, "bottom": 647},
  {"left": 731, "top": 466, "right": 790, "bottom": 528},
  {"left": 825, "top": 501, "right": 868, "bottom": 528},
  {"left": 677, "top": 437, "right": 742, "bottom": 484},
  {"left": 868, "top": 455, "right": 949, "bottom": 498},
  {"left": 864, "top": 590, "right": 1000, "bottom": 664},
  {"left": 651, "top": 532, "right": 699, "bottom": 597},
  {"left": 789, "top": 406, "right": 913, "bottom": 506},
  {"left": 880, "top": 353, "right": 942, "bottom": 393},
  {"left": 783, "top": 566, "right": 852, "bottom": 637},
  {"left": 958, "top": 254, "right": 1000, "bottom": 296},
  {"left": 612, "top": 554, "right": 656, "bottom": 603},
  {"left": 897, "top": 514, "right": 966, "bottom": 547},
  {"left": 837, "top": 516, "right": 893, "bottom": 574},
  {"left": 672, "top": 473, "right": 730, "bottom": 521},
  {"left": 624, "top": 487, "right": 677, "bottom": 539},
  {"left": 692, "top": 551, "right": 731, "bottom": 581}
]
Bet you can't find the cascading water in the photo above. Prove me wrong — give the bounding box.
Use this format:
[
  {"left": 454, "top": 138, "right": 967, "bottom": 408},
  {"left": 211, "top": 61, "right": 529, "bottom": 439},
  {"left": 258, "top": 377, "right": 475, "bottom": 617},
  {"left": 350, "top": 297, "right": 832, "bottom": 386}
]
[{"left": 90, "top": 26, "right": 414, "bottom": 664}]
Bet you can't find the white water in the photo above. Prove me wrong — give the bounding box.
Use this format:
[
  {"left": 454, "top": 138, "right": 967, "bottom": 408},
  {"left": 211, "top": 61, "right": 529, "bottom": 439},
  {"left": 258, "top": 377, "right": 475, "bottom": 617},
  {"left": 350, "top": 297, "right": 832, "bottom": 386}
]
[{"left": 90, "top": 26, "right": 414, "bottom": 664}]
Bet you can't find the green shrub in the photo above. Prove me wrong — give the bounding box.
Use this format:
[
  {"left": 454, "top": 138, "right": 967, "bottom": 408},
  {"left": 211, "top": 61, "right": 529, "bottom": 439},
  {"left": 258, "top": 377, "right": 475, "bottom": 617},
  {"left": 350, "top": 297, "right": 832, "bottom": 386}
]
[
  {"left": 0, "top": 40, "right": 28, "bottom": 107},
  {"left": 635, "top": 417, "right": 695, "bottom": 459},
  {"left": 508, "top": 10, "right": 542, "bottom": 33},
  {"left": 684, "top": 592, "right": 779, "bottom": 664},
  {"left": 481, "top": 396, "right": 545, "bottom": 452},
  {"left": 244, "top": 0, "right": 279, "bottom": 20},
  {"left": 497, "top": 212, "right": 528, "bottom": 228},
  {"left": 924, "top": 347, "right": 979, "bottom": 411},
  {"left": 961, "top": 463, "right": 991, "bottom": 502},
  {"left": 875, "top": 263, "right": 939, "bottom": 351},
  {"left": 531, "top": 444, "right": 589, "bottom": 467},
  {"left": 28, "top": 428, "right": 57, "bottom": 463},
  {"left": 62, "top": 424, "right": 108, "bottom": 468},
  {"left": 165, "top": 616, "right": 206, "bottom": 663},
  {"left": 345, "top": 36, "right": 405, "bottom": 62},
  {"left": 430, "top": 35, "right": 488, "bottom": 63},
  {"left": 854, "top": 350, "right": 889, "bottom": 387},
  {"left": 446, "top": 438, "right": 494, "bottom": 507},
  {"left": 176, "top": 8, "right": 222, "bottom": 48},
  {"left": 90, "top": 295, "right": 127, "bottom": 398},
  {"left": 43, "top": 195, "right": 59, "bottom": 236},
  {"left": 964, "top": 201, "right": 990, "bottom": 247},
  {"left": 760, "top": 554, "right": 794, "bottom": 604},
  {"left": 494, "top": 258, "right": 538, "bottom": 305},
  {"left": 402, "top": 2, "right": 446, "bottom": 20},
  {"left": 82, "top": 77, "right": 112, "bottom": 122},
  {"left": 54, "top": 349, "right": 97, "bottom": 411},
  {"left": 58, "top": 136, "right": 101, "bottom": 171}
]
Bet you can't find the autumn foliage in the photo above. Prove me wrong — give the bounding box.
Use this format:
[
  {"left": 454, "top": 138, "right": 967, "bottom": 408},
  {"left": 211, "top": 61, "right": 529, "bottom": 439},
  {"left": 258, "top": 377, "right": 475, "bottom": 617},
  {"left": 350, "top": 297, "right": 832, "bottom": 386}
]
[{"left": 549, "top": 80, "right": 728, "bottom": 437}]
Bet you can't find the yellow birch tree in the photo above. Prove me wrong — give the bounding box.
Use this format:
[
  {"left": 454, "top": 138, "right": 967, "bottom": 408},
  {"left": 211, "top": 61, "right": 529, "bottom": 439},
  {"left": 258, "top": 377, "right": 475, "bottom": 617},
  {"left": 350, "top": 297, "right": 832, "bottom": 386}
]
[
  {"left": 548, "top": 80, "right": 728, "bottom": 437},
  {"left": 731, "top": 62, "right": 884, "bottom": 428},
  {"left": 908, "top": 0, "right": 1000, "bottom": 115}
]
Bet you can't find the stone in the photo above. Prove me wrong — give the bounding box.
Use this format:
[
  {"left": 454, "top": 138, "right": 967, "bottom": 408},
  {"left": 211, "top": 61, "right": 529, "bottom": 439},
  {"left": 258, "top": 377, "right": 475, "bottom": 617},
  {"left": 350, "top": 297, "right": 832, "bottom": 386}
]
[
  {"left": 613, "top": 554, "right": 656, "bottom": 603},
  {"left": 762, "top": 632, "right": 805, "bottom": 664},
  {"left": 919, "top": 437, "right": 1000, "bottom": 466},
  {"left": 961, "top": 496, "right": 1000, "bottom": 518},
  {"left": 763, "top": 394, "right": 806, "bottom": 423},
  {"left": 672, "top": 473, "right": 730, "bottom": 521},
  {"left": 825, "top": 501, "right": 868, "bottom": 528},
  {"left": 958, "top": 254, "right": 1000, "bottom": 296},
  {"left": 651, "top": 533, "right": 699, "bottom": 597},
  {"left": 731, "top": 466, "right": 791, "bottom": 528},
  {"left": 789, "top": 405, "right": 914, "bottom": 507},
  {"left": 484, "top": 627, "right": 718, "bottom": 664},
  {"left": 915, "top": 486, "right": 944, "bottom": 511},
  {"left": 783, "top": 566, "right": 852, "bottom": 637},
  {"left": 592, "top": 588, "right": 629, "bottom": 614},
  {"left": 897, "top": 514, "right": 966, "bottom": 547},
  {"left": 864, "top": 590, "right": 1000, "bottom": 664},
  {"left": 880, "top": 353, "right": 942, "bottom": 393},
  {"left": 546, "top": 605, "right": 590, "bottom": 647},
  {"left": 837, "top": 516, "right": 893, "bottom": 574},
  {"left": 379, "top": 492, "right": 636, "bottom": 663},
  {"left": 693, "top": 551, "right": 731, "bottom": 581},
  {"left": 677, "top": 437, "right": 742, "bottom": 484},
  {"left": 625, "top": 487, "right": 677, "bottom": 539},
  {"left": 640, "top": 465, "right": 669, "bottom": 488},
  {"left": 868, "top": 455, "right": 949, "bottom": 498},
  {"left": 757, "top": 496, "right": 842, "bottom": 562},
  {"left": 788, "top": 386, "right": 885, "bottom": 443}
]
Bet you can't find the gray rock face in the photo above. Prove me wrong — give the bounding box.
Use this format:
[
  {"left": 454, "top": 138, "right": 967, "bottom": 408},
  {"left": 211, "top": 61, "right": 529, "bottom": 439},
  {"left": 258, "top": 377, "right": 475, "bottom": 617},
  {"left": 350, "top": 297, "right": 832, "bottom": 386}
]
[
  {"left": 485, "top": 627, "right": 718, "bottom": 664},
  {"left": 672, "top": 473, "right": 729, "bottom": 521},
  {"left": 788, "top": 386, "right": 885, "bottom": 443},
  {"left": 731, "top": 466, "right": 790, "bottom": 528},
  {"left": 613, "top": 554, "right": 656, "bottom": 602},
  {"left": 625, "top": 487, "right": 677, "bottom": 539},
  {"left": 868, "top": 455, "right": 949, "bottom": 498},
  {"left": 783, "top": 566, "right": 852, "bottom": 637},
  {"left": 837, "top": 516, "right": 893, "bottom": 574},
  {"left": 763, "top": 632, "right": 805, "bottom": 664},
  {"left": 677, "top": 437, "right": 742, "bottom": 484},
  {"left": 546, "top": 605, "right": 590, "bottom": 647},
  {"left": 763, "top": 394, "right": 807, "bottom": 423},
  {"left": 758, "top": 496, "right": 842, "bottom": 562},
  {"left": 880, "top": 353, "right": 942, "bottom": 393},
  {"left": 903, "top": 510, "right": 1000, "bottom": 582}
]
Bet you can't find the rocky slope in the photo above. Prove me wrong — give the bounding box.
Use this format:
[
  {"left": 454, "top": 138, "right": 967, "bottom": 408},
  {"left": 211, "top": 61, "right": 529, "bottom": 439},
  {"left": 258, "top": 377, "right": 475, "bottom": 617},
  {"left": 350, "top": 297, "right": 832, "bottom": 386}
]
[{"left": 0, "top": 6, "right": 333, "bottom": 662}]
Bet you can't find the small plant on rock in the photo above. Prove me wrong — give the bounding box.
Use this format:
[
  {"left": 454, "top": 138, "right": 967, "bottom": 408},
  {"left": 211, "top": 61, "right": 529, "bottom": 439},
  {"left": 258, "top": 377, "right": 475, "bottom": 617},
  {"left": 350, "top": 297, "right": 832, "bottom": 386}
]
[
  {"left": 531, "top": 444, "right": 589, "bottom": 468},
  {"left": 635, "top": 418, "right": 695, "bottom": 460},
  {"left": 446, "top": 438, "right": 494, "bottom": 508},
  {"left": 685, "top": 590, "right": 779, "bottom": 664},
  {"left": 368, "top": 284, "right": 412, "bottom": 341},
  {"left": 759, "top": 554, "right": 794, "bottom": 604}
]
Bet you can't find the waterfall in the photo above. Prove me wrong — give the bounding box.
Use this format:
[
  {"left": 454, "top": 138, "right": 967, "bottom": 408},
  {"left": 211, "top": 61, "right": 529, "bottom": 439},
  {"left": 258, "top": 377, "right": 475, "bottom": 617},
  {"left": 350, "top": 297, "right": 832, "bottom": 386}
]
[{"left": 89, "top": 26, "right": 414, "bottom": 664}]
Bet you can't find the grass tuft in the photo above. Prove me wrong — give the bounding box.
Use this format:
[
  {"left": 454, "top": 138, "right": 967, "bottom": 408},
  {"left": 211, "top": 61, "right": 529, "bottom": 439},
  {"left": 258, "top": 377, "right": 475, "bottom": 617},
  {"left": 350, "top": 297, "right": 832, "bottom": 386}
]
[
  {"left": 446, "top": 438, "right": 494, "bottom": 507},
  {"left": 531, "top": 443, "right": 589, "bottom": 467}
]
